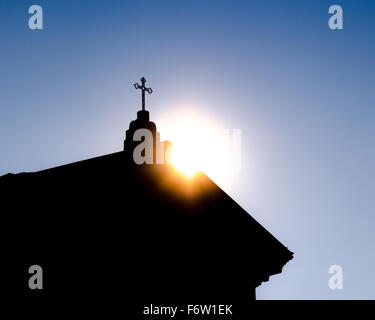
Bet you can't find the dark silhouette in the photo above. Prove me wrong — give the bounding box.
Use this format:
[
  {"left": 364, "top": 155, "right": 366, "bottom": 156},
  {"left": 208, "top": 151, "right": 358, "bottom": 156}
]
[{"left": 1, "top": 78, "right": 293, "bottom": 318}]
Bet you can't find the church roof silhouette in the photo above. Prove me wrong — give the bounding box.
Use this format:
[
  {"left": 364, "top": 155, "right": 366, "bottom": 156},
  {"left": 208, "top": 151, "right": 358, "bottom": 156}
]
[{"left": 1, "top": 78, "right": 293, "bottom": 316}]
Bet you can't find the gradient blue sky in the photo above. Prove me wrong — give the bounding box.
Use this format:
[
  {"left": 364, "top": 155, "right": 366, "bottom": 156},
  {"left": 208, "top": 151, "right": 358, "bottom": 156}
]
[{"left": 1, "top": 0, "right": 374, "bottom": 299}]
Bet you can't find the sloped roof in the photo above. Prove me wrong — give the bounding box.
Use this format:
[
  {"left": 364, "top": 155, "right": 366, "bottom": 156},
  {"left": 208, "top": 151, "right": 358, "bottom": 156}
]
[{"left": 1, "top": 150, "right": 293, "bottom": 302}]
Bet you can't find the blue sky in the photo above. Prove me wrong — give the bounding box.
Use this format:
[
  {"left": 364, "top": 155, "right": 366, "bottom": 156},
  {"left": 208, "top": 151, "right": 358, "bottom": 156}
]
[{"left": 1, "top": 0, "right": 374, "bottom": 299}]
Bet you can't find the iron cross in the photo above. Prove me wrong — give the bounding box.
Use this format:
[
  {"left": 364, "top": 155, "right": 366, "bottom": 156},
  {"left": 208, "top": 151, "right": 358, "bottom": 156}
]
[{"left": 134, "top": 77, "right": 153, "bottom": 111}]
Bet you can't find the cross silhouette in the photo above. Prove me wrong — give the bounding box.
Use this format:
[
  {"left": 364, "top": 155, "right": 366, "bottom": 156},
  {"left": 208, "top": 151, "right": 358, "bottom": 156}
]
[{"left": 134, "top": 77, "right": 153, "bottom": 111}]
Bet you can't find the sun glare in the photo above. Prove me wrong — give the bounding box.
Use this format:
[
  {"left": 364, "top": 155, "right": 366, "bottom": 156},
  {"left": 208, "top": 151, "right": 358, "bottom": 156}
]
[
  {"left": 168, "top": 145, "right": 199, "bottom": 177},
  {"left": 157, "top": 108, "right": 241, "bottom": 188}
]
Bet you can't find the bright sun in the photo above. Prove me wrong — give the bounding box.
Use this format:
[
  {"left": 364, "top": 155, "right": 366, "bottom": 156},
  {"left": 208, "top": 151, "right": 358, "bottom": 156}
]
[
  {"left": 168, "top": 144, "right": 199, "bottom": 177},
  {"left": 157, "top": 108, "right": 241, "bottom": 187}
]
